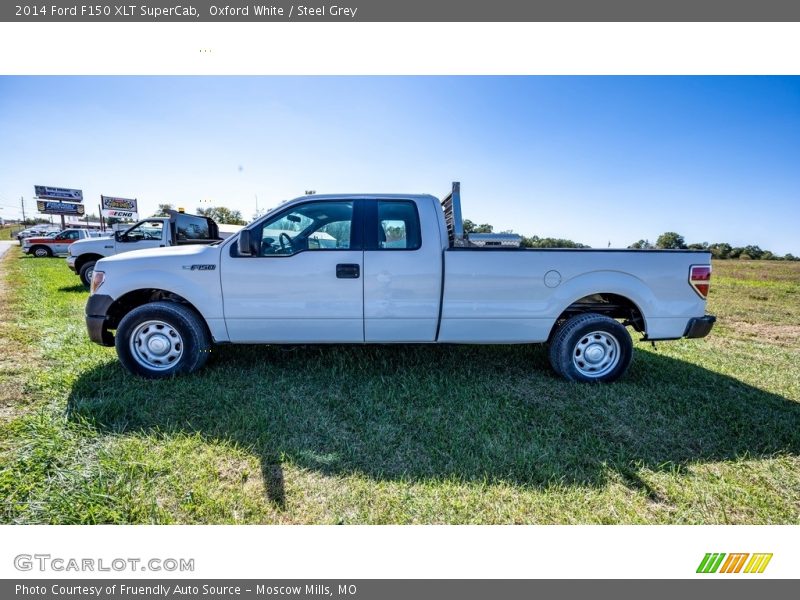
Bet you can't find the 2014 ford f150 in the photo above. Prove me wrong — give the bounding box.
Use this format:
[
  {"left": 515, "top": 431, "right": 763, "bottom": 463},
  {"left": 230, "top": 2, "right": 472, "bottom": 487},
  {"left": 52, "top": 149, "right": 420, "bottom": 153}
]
[{"left": 85, "top": 183, "right": 715, "bottom": 382}]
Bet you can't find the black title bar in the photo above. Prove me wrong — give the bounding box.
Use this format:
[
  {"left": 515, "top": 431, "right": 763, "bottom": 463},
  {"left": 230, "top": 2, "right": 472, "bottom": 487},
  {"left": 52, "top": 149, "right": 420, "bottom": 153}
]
[{"left": 5, "top": 0, "right": 800, "bottom": 22}]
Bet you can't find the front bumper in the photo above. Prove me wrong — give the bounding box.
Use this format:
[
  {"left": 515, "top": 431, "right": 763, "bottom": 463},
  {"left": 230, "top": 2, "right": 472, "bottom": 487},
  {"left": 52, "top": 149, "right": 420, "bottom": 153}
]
[
  {"left": 85, "top": 294, "right": 115, "bottom": 346},
  {"left": 67, "top": 255, "right": 77, "bottom": 272},
  {"left": 683, "top": 315, "right": 716, "bottom": 339}
]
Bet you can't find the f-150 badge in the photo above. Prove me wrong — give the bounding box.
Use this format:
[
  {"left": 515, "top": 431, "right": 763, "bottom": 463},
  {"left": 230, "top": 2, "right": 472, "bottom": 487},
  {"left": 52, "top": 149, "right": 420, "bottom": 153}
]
[{"left": 182, "top": 264, "right": 216, "bottom": 271}]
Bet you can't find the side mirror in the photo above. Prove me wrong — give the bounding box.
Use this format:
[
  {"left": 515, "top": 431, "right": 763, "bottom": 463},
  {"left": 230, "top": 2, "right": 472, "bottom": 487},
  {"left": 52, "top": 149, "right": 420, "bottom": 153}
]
[
  {"left": 237, "top": 229, "right": 259, "bottom": 256},
  {"left": 114, "top": 231, "right": 123, "bottom": 242}
]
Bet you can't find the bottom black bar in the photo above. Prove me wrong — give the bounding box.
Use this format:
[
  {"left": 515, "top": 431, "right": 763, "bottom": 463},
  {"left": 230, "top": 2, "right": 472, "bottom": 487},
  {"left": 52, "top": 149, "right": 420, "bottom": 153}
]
[{"left": 2, "top": 580, "right": 796, "bottom": 600}]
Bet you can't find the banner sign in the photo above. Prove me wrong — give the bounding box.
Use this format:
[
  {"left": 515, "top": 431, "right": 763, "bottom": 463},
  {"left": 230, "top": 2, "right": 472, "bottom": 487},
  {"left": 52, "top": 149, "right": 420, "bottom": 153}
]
[
  {"left": 37, "top": 200, "right": 85, "bottom": 216},
  {"left": 101, "top": 195, "right": 139, "bottom": 219},
  {"left": 34, "top": 185, "right": 83, "bottom": 202}
]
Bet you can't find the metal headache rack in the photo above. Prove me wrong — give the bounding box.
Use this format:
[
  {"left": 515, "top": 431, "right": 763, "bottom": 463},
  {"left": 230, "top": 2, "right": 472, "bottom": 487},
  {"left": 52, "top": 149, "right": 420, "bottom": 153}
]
[
  {"left": 440, "top": 181, "right": 521, "bottom": 248},
  {"left": 441, "top": 181, "right": 467, "bottom": 247}
]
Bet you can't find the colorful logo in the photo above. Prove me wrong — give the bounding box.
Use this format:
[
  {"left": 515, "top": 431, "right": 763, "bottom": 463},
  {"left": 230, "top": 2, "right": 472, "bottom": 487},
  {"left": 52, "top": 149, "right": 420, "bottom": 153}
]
[{"left": 697, "top": 553, "right": 773, "bottom": 574}]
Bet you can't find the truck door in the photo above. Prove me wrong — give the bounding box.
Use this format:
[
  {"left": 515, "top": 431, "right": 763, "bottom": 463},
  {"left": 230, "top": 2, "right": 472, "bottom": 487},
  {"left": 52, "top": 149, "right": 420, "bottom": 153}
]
[
  {"left": 115, "top": 219, "right": 168, "bottom": 253},
  {"left": 220, "top": 199, "right": 364, "bottom": 343},
  {"left": 51, "top": 230, "right": 80, "bottom": 254},
  {"left": 363, "top": 198, "right": 443, "bottom": 342}
]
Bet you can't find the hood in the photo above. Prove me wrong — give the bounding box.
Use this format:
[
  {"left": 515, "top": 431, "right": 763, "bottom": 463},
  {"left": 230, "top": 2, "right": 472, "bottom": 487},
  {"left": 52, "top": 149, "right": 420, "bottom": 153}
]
[
  {"left": 98, "top": 242, "right": 222, "bottom": 265},
  {"left": 69, "top": 237, "right": 106, "bottom": 250}
]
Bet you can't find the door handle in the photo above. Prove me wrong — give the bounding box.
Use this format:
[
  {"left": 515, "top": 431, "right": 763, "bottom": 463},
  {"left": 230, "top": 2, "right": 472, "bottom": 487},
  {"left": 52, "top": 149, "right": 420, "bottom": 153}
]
[{"left": 336, "top": 263, "right": 360, "bottom": 279}]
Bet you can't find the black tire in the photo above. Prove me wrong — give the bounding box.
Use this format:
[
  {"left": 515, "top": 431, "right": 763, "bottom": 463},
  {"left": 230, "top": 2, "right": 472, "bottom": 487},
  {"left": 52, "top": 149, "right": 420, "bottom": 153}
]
[
  {"left": 548, "top": 313, "right": 633, "bottom": 383},
  {"left": 115, "top": 301, "right": 212, "bottom": 379},
  {"left": 31, "top": 245, "right": 52, "bottom": 258},
  {"left": 79, "top": 261, "right": 97, "bottom": 287}
]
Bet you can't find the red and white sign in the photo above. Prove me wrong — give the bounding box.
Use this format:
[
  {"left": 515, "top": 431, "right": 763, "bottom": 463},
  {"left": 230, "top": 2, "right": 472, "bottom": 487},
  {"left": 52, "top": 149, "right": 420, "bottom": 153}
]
[{"left": 101, "top": 195, "right": 138, "bottom": 220}]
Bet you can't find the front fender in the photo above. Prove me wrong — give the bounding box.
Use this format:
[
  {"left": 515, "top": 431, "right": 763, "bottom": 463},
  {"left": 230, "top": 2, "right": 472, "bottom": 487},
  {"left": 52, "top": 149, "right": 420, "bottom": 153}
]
[{"left": 94, "top": 264, "right": 227, "bottom": 341}]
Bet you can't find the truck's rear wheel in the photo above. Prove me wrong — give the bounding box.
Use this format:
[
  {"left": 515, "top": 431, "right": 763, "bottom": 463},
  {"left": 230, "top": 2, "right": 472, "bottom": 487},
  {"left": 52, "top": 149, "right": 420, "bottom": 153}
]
[
  {"left": 32, "top": 246, "right": 51, "bottom": 258},
  {"left": 548, "top": 313, "right": 633, "bottom": 383},
  {"left": 115, "top": 301, "right": 211, "bottom": 379},
  {"left": 79, "top": 261, "right": 97, "bottom": 287}
]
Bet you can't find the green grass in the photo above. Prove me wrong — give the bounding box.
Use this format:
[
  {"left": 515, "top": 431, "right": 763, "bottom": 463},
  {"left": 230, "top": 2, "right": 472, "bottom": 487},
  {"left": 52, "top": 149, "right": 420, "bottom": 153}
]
[
  {"left": 1, "top": 252, "right": 799, "bottom": 523},
  {"left": 0, "top": 225, "right": 23, "bottom": 241}
]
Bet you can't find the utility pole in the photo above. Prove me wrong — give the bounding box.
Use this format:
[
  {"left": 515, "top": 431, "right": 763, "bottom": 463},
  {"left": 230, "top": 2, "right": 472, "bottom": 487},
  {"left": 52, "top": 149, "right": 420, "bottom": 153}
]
[{"left": 20, "top": 196, "right": 26, "bottom": 225}]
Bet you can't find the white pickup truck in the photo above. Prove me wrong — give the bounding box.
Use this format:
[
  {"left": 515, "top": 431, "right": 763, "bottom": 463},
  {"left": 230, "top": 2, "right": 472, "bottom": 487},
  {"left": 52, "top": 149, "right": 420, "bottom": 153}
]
[
  {"left": 85, "top": 183, "right": 715, "bottom": 382},
  {"left": 68, "top": 211, "right": 239, "bottom": 287}
]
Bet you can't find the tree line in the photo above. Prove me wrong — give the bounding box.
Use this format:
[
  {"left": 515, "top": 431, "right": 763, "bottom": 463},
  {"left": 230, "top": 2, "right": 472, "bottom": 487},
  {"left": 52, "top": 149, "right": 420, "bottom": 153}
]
[
  {"left": 463, "top": 219, "right": 590, "bottom": 249},
  {"left": 630, "top": 231, "right": 798, "bottom": 261},
  {"left": 153, "top": 204, "right": 247, "bottom": 225},
  {"left": 466, "top": 220, "right": 797, "bottom": 260}
]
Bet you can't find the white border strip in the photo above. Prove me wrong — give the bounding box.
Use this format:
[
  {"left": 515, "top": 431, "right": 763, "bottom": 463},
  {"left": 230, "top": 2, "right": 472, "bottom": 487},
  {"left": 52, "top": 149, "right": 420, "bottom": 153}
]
[
  {"left": 0, "top": 23, "right": 800, "bottom": 75},
  {"left": 1, "top": 525, "right": 797, "bottom": 579}
]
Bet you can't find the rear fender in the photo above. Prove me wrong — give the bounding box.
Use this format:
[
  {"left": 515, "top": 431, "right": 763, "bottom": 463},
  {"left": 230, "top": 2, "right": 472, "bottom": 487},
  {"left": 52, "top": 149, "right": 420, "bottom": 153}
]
[{"left": 549, "top": 270, "right": 656, "bottom": 331}]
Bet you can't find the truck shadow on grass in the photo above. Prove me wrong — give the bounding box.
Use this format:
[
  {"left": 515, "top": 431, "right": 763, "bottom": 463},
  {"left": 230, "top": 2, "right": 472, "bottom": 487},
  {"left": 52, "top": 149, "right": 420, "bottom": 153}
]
[
  {"left": 67, "top": 344, "right": 800, "bottom": 505},
  {"left": 58, "top": 284, "right": 89, "bottom": 293}
]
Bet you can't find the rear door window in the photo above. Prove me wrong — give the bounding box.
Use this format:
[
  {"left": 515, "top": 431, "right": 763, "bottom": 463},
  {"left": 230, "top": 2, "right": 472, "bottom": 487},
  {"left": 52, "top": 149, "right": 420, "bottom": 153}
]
[{"left": 376, "top": 201, "right": 421, "bottom": 250}]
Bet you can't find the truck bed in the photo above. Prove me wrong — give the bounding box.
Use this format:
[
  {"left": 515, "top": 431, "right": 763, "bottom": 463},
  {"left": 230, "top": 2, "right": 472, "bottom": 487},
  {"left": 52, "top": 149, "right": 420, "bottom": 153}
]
[{"left": 438, "top": 248, "right": 710, "bottom": 342}]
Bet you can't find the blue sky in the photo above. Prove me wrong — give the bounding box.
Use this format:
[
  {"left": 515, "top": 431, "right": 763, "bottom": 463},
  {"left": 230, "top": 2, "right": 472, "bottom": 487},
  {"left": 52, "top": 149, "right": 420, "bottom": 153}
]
[{"left": 1, "top": 76, "right": 798, "bottom": 253}]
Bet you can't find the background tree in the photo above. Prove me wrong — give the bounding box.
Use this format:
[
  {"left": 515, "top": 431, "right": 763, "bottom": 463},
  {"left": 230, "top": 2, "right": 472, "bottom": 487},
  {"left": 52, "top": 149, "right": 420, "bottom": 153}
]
[
  {"left": 742, "top": 245, "right": 764, "bottom": 260},
  {"left": 655, "top": 231, "right": 687, "bottom": 249},
  {"left": 522, "top": 235, "right": 589, "bottom": 249},
  {"left": 463, "top": 219, "right": 493, "bottom": 234},
  {"left": 708, "top": 242, "right": 732, "bottom": 259},
  {"left": 196, "top": 206, "right": 247, "bottom": 225},
  {"left": 153, "top": 203, "right": 174, "bottom": 217},
  {"left": 687, "top": 241, "right": 709, "bottom": 250},
  {"left": 629, "top": 239, "right": 654, "bottom": 249}
]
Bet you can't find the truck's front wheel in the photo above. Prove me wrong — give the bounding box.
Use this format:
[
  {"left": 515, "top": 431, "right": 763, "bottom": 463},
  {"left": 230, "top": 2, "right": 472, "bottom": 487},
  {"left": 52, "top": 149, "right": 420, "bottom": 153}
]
[
  {"left": 79, "top": 261, "right": 96, "bottom": 287},
  {"left": 31, "top": 246, "right": 52, "bottom": 258},
  {"left": 115, "top": 301, "right": 212, "bottom": 379},
  {"left": 548, "top": 313, "right": 633, "bottom": 383}
]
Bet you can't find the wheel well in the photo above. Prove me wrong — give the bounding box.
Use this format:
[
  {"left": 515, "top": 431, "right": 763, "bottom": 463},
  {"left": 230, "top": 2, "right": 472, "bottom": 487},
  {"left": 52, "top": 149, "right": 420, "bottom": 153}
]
[
  {"left": 106, "top": 289, "right": 205, "bottom": 330},
  {"left": 30, "top": 244, "right": 49, "bottom": 253},
  {"left": 550, "top": 293, "right": 645, "bottom": 339},
  {"left": 75, "top": 253, "right": 104, "bottom": 271}
]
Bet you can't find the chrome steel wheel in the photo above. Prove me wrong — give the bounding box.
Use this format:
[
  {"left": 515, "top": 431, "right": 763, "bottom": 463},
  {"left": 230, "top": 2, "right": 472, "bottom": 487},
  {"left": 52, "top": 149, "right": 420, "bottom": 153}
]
[
  {"left": 572, "top": 330, "right": 620, "bottom": 379},
  {"left": 34, "top": 248, "right": 49, "bottom": 257},
  {"left": 129, "top": 319, "right": 184, "bottom": 371}
]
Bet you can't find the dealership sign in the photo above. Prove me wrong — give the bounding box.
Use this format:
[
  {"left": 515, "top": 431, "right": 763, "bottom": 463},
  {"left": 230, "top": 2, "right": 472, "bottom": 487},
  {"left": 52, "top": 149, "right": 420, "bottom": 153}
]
[
  {"left": 101, "top": 195, "right": 138, "bottom": 219},
  {"left": 34, "top": 185, "right": 83, "bottom": 202},
  {"left": 37, "top": 200, "right": 85, "bottom": 216}
]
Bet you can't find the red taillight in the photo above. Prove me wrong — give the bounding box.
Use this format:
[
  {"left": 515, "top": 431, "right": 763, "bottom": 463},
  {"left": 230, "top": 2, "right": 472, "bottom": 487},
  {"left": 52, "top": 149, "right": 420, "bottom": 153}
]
[{"left": 689, "top": 265, "right": 711, "bottom": 299}]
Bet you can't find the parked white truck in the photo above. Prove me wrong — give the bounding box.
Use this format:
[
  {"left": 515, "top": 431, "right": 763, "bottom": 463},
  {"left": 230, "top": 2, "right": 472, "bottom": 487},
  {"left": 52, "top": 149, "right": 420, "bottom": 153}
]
[
  {"left": 68, "top": 211, "right": 239, "bottom": 287},
  {"left": 85, "top": 183, "right": 715, "bottom": 382}
]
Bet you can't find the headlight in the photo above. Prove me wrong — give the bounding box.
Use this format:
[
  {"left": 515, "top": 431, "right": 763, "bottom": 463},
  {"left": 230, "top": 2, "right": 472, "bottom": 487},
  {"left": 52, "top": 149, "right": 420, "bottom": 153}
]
[{"left": 89, "top": 271, "right": 105, "bottom": 295}]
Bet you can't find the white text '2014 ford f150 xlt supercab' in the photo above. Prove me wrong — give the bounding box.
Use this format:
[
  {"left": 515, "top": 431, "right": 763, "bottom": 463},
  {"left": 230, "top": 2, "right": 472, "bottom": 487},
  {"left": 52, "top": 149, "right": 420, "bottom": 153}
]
[{"left": 85, "top": 183, "right": 715, "bottom": 382}]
